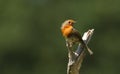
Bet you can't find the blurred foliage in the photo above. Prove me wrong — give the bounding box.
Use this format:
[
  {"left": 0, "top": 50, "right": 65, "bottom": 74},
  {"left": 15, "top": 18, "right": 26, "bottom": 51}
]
[{"left": 0, "top": 0, "right": 120, "bottom": 74}]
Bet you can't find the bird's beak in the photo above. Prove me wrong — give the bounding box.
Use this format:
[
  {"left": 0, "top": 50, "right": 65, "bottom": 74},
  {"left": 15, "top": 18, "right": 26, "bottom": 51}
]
[{"left": 72, "top": 21, "right": 76, "bottom": 25}]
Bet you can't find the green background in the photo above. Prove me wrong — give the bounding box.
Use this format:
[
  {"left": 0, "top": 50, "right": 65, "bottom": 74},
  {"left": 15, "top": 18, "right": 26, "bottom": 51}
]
[{"left": 0, "top": 0, "right": 120, "bottom": 74}]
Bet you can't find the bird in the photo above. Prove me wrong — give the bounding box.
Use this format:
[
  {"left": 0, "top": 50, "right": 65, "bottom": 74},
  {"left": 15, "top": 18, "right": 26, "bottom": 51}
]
[{"left": 61, "top": 19, "right": 93, "bottom": 55}]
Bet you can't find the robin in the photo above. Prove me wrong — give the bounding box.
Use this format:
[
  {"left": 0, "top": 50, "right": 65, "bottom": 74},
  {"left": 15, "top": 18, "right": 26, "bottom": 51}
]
[{"left": 61, "top": 19, "right": 93, "bottom": 55}]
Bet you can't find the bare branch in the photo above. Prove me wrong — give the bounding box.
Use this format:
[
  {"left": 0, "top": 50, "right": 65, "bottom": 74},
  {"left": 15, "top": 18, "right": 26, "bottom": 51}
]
[{"left": 67, "top": 29, "right": 94, "bottom": 74}]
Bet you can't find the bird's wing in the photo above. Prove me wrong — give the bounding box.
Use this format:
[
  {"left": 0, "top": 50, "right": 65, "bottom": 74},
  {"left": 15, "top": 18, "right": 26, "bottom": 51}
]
[{"left": 71, "top": 28, "right": 82, "bottom": 39}]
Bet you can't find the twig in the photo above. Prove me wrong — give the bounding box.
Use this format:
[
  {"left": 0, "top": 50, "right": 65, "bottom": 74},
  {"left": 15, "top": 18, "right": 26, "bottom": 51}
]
[{"left": 66, "top": 29, "right": 94, "bottom": 74}]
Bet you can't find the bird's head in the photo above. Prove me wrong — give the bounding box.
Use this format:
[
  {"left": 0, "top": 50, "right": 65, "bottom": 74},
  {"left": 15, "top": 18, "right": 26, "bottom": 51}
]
[{"left": 61, "top": 19, "right": 76, "bottom": 29}]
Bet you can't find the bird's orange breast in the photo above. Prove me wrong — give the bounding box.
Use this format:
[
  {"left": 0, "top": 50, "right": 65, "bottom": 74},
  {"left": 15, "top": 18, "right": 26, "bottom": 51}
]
[{"left": 61, "top": 25, "right": 73, "bottom": 37}]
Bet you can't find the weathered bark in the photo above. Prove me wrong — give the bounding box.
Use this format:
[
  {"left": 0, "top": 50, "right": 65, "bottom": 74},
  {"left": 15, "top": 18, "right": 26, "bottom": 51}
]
[{"left": 67, "top": 29, "right": 94, "bottom": 74}]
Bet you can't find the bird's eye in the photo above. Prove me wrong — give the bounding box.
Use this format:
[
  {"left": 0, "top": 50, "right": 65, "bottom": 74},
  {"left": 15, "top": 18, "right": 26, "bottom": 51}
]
[{"left": 68, "top": 21, "right": 71, "bottom": 24}]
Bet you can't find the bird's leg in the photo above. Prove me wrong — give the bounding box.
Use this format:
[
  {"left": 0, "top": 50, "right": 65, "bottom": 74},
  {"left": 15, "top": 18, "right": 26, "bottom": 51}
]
[
  {"left": 66, "top": 41, "right": 76, "bottom": 61},
  {"left": 69, "top": 42, "right": 73, "bottom": 48},
  {"left": 66, "top": 39, "right": 72, "bottom": 48},
  {"left": 66, "top": 41, "right": 72, "bottom": 50},
  {"left": 66, "top": 41, "right": 69, "bottom": 47}
]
